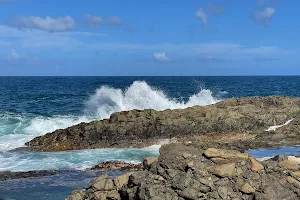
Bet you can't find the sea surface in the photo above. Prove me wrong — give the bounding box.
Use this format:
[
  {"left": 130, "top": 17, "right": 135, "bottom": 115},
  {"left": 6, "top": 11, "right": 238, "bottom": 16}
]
[{"left": 1, "top": 76, "right": 300, "bottom": 199}]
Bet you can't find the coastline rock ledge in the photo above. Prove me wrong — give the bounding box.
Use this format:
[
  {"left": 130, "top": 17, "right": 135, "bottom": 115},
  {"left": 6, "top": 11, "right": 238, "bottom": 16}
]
[
  {"left": 26, "top": 96, "right": 300, "bottom": 152},
  {"left": 65, "top": 143, "right": 300, "bottom": 200}
]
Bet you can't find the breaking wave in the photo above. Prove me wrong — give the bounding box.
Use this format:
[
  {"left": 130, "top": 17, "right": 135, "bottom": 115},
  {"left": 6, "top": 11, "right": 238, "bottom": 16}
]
[
  {"left": 0, "top": 81, "right": 219, "bottom": 152},
  {"left": 84, "top": 81, "right": 219, "bottom": 119}
]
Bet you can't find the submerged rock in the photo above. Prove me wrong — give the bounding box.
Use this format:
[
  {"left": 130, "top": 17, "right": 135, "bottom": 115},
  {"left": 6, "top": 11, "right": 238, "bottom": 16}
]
[
  {"left": 0, "top": 170, "right": 57, "bottom": 181},
  {"left": 27, "top": 96, "right": 300, "bottom": 152},
  {"left": 66, "top": 143, "right": 300, "bottom": 200}
]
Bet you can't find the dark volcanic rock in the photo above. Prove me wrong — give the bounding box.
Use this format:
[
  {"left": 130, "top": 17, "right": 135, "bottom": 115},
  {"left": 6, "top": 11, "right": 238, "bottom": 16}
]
[
  {"left": 0, "top": 170, "right": 57, "bottom": 181},
  {"left": 66, "top": 143, "right": 300, "bottom": 200},
  {"left": 90, "top": 161, "right": 140, "bottom": 172},
  {"left": 26, "top": 96, "right": 300, "bottom": 152}
]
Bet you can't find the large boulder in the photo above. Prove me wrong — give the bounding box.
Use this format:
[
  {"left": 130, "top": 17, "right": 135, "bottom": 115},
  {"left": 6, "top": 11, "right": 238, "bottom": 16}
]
[{"left": 66, "top": 143, "right": 300, "bottom": 200}]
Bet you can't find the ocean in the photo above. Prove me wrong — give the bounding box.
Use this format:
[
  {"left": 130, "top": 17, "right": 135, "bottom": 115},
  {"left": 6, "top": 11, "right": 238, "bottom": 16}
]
[{"left": 1, "top": 76, "right": 300, "bottom": 199}]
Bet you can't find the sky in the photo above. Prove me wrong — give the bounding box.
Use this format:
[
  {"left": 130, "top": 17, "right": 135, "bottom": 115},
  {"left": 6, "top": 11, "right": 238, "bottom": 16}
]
[{"left": 0, "top": 0, "right": 299, "bottom": 76}]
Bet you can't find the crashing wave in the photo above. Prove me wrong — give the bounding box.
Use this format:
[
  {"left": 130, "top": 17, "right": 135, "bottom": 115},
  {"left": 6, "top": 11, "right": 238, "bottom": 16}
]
[
  {"left": 0, "top": 81, "right": 219, "bottom": 152},
  {"left": 84, "top": 81, "right": 219, "bottom": 119}
]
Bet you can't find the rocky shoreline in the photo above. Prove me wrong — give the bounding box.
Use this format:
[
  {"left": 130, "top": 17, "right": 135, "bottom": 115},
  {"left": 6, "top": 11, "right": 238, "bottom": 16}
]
[
  {"left": 0, "top": 161, "right": 140, "bottom": 182},
  {"left": 26, "top": 96, "right": 300, "bottom": 152},
  {"left": 66, "top": 143, "right": 300, "bottom": 200},
  {"left": 15, "top": 96, "right": 300, "bottom": 199}
]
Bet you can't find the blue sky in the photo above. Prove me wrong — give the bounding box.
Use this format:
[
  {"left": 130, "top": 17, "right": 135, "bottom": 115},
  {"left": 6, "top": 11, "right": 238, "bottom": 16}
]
[{"left": 0, "top": 0, "right": 299, "bottom": 75}]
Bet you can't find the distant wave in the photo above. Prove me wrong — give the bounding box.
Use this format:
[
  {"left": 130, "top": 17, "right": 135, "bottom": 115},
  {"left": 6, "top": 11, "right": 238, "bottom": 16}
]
[{"left": 0, "top": 81, "right": 219, "bottom": 152}]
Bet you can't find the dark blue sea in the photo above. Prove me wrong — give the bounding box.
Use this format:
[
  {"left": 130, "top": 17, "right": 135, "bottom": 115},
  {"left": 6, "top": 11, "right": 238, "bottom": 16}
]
[{"left": 1, "top": 76, "right": 300, "bottom": 199}]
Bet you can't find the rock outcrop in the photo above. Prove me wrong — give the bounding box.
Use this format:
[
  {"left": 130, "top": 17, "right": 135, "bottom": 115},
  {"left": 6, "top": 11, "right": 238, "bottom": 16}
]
[
  {"left": 66, "top": 143, "right": 300, "bottom": 200},
  {"left": 0, "top": 170, "right": 57, "bottom": 181},
  {"left": 90, "top": 161, "right": 140, "bottom": 172},
  {"left": 26, "top": 96, "right": 300, "bottom": 152}
]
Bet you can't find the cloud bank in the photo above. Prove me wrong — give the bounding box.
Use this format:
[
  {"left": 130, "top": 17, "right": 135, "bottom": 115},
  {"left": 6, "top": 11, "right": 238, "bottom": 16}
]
[
  {"left": 7, "top": 16, "right": 75, "bottom": 32},
  {"left": 83, "top": 14, "right": 123, "bottom": 28}
]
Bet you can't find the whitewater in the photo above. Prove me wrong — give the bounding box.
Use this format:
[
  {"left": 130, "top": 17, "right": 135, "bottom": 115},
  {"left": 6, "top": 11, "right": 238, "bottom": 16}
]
[{"left": 0, "top": 81, "right": 219, "bottom": 171}]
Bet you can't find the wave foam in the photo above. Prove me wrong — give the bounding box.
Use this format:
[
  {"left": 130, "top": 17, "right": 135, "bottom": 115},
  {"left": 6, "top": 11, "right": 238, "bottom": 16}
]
[
  {"left": 0, "top": 114, "right": 91, "bottom": 152},
  {"left": 0, "top": 81, "right": 219, "bottom": 152},
  {"left": 84, "top": 81, "right": 218, "bottom": 119},
  {"left": 0, "top": 148, "right": 159, "bottom": 172}
]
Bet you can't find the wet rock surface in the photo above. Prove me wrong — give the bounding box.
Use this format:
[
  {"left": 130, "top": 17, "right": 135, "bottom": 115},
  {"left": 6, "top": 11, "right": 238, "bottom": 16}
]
[
  {"left": 27, "top": 96, "right": 300, "bottom": 152},
  {"left": 0, "top": 170, "right": 58, "bottom": 181},
  {"left": 66, "top": 143, "right": 300, "bottom": 200},
  {"left": 90, "top": 161, "right": 140, "bottom": 172}
]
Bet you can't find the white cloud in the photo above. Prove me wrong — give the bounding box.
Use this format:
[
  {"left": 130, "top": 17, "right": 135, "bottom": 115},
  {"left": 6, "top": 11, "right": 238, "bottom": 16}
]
[
  {"left": 251, "top": 7, "right": 276, "bottom": 28},
  {"left": 8, "top": 49, "right": 22, "bottom": 60},
  {"left": 0, "top": 24, "right": 293, "bottom": 60},
  {"left": 198, "top": 54, "right": 227, "bottom": 62},
  {"left": 83, "top": 14, "right": 105, "bottom": 27},
  {"left": 83, "top": 14, "right": 123, "bottom": 28},
  {"left": 195, "top": 8, "right": 208, "bottom": 28},
  {"left": 0, "top": 25, "right": 107, "bottom": 51},
  {"left": 7, "top": 16, "right": 75, "bottom": 32},
  {"left": 153, "top": 52, "right": 170, "bottom": 62},
  {"left": 206, "top": 4, "right": 226, "bottom": 15}
]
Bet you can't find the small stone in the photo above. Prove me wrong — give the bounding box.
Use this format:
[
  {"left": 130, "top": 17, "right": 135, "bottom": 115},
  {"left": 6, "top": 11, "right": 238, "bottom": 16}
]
[
  {"left": 114, "top": 172, "right": 133, "bottom": 189},
  {"left": 65, "top": 189, "right": 86, "bottom": 200},
  {"left": 142, "top": 156, "right": 158, "bottom": 169},
  {"left": 211, "top": 158, "right": 231, "bottom": 164},
  {"left": 287, "top": 176, "right": 300, "bottom": 188},
  {"left": 204, "top": 148, "right": 249, "bottom": 161},
  {"left": 218, "top": 186, "right": 228, "bottom": 199},
  {"left": 215, "top": 179, "right": 229, "bottom": 186},
  {"left": 236, "top": 167, "right": 244, "bottom": 176},
  {"left": 199, "top": 186, "right": 211, "bottom": 193},
  {"left": 187, "top": 161, "right": 194, "bottom": 168},
  {"left": 92, "top": 175, "right": 115, "bottom": 191},
  {"left": 250, "top": 157, "right": 264, "bottom": 172},
  {"left": 271, "top": 154, "right": 288, "bottom": 162},
  {"left": 208, "top": 191, "right": 220, "bottom": 199},
  {"left": 278, "top": 160, "right": 299, "bottom": 170},
  {"left": 182, "top": 152, "right": 192, "bottom": 158},
  {"left": 209, "top": 163, "right": 235, "bottom": 178},
  {"left": 288, "top": 156, "right": 300, "bottom": 164},
  {"left": 107, "top": 190, "right": 121, "bottom": 200},
  {"left": 92, "top": 191, "right": 107, "bottom": 200},
  {"left": 179, "top": 188, "right": 198, "bottom": 200},
  {"left": 198, "top": 177, "right": 213, "bottom": 187},
  {"left": 240, "top": 183, "right": 255, "bottom": 194},
  {"left": 291, "top": 171, "right": 300, "bottom": 179}
]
